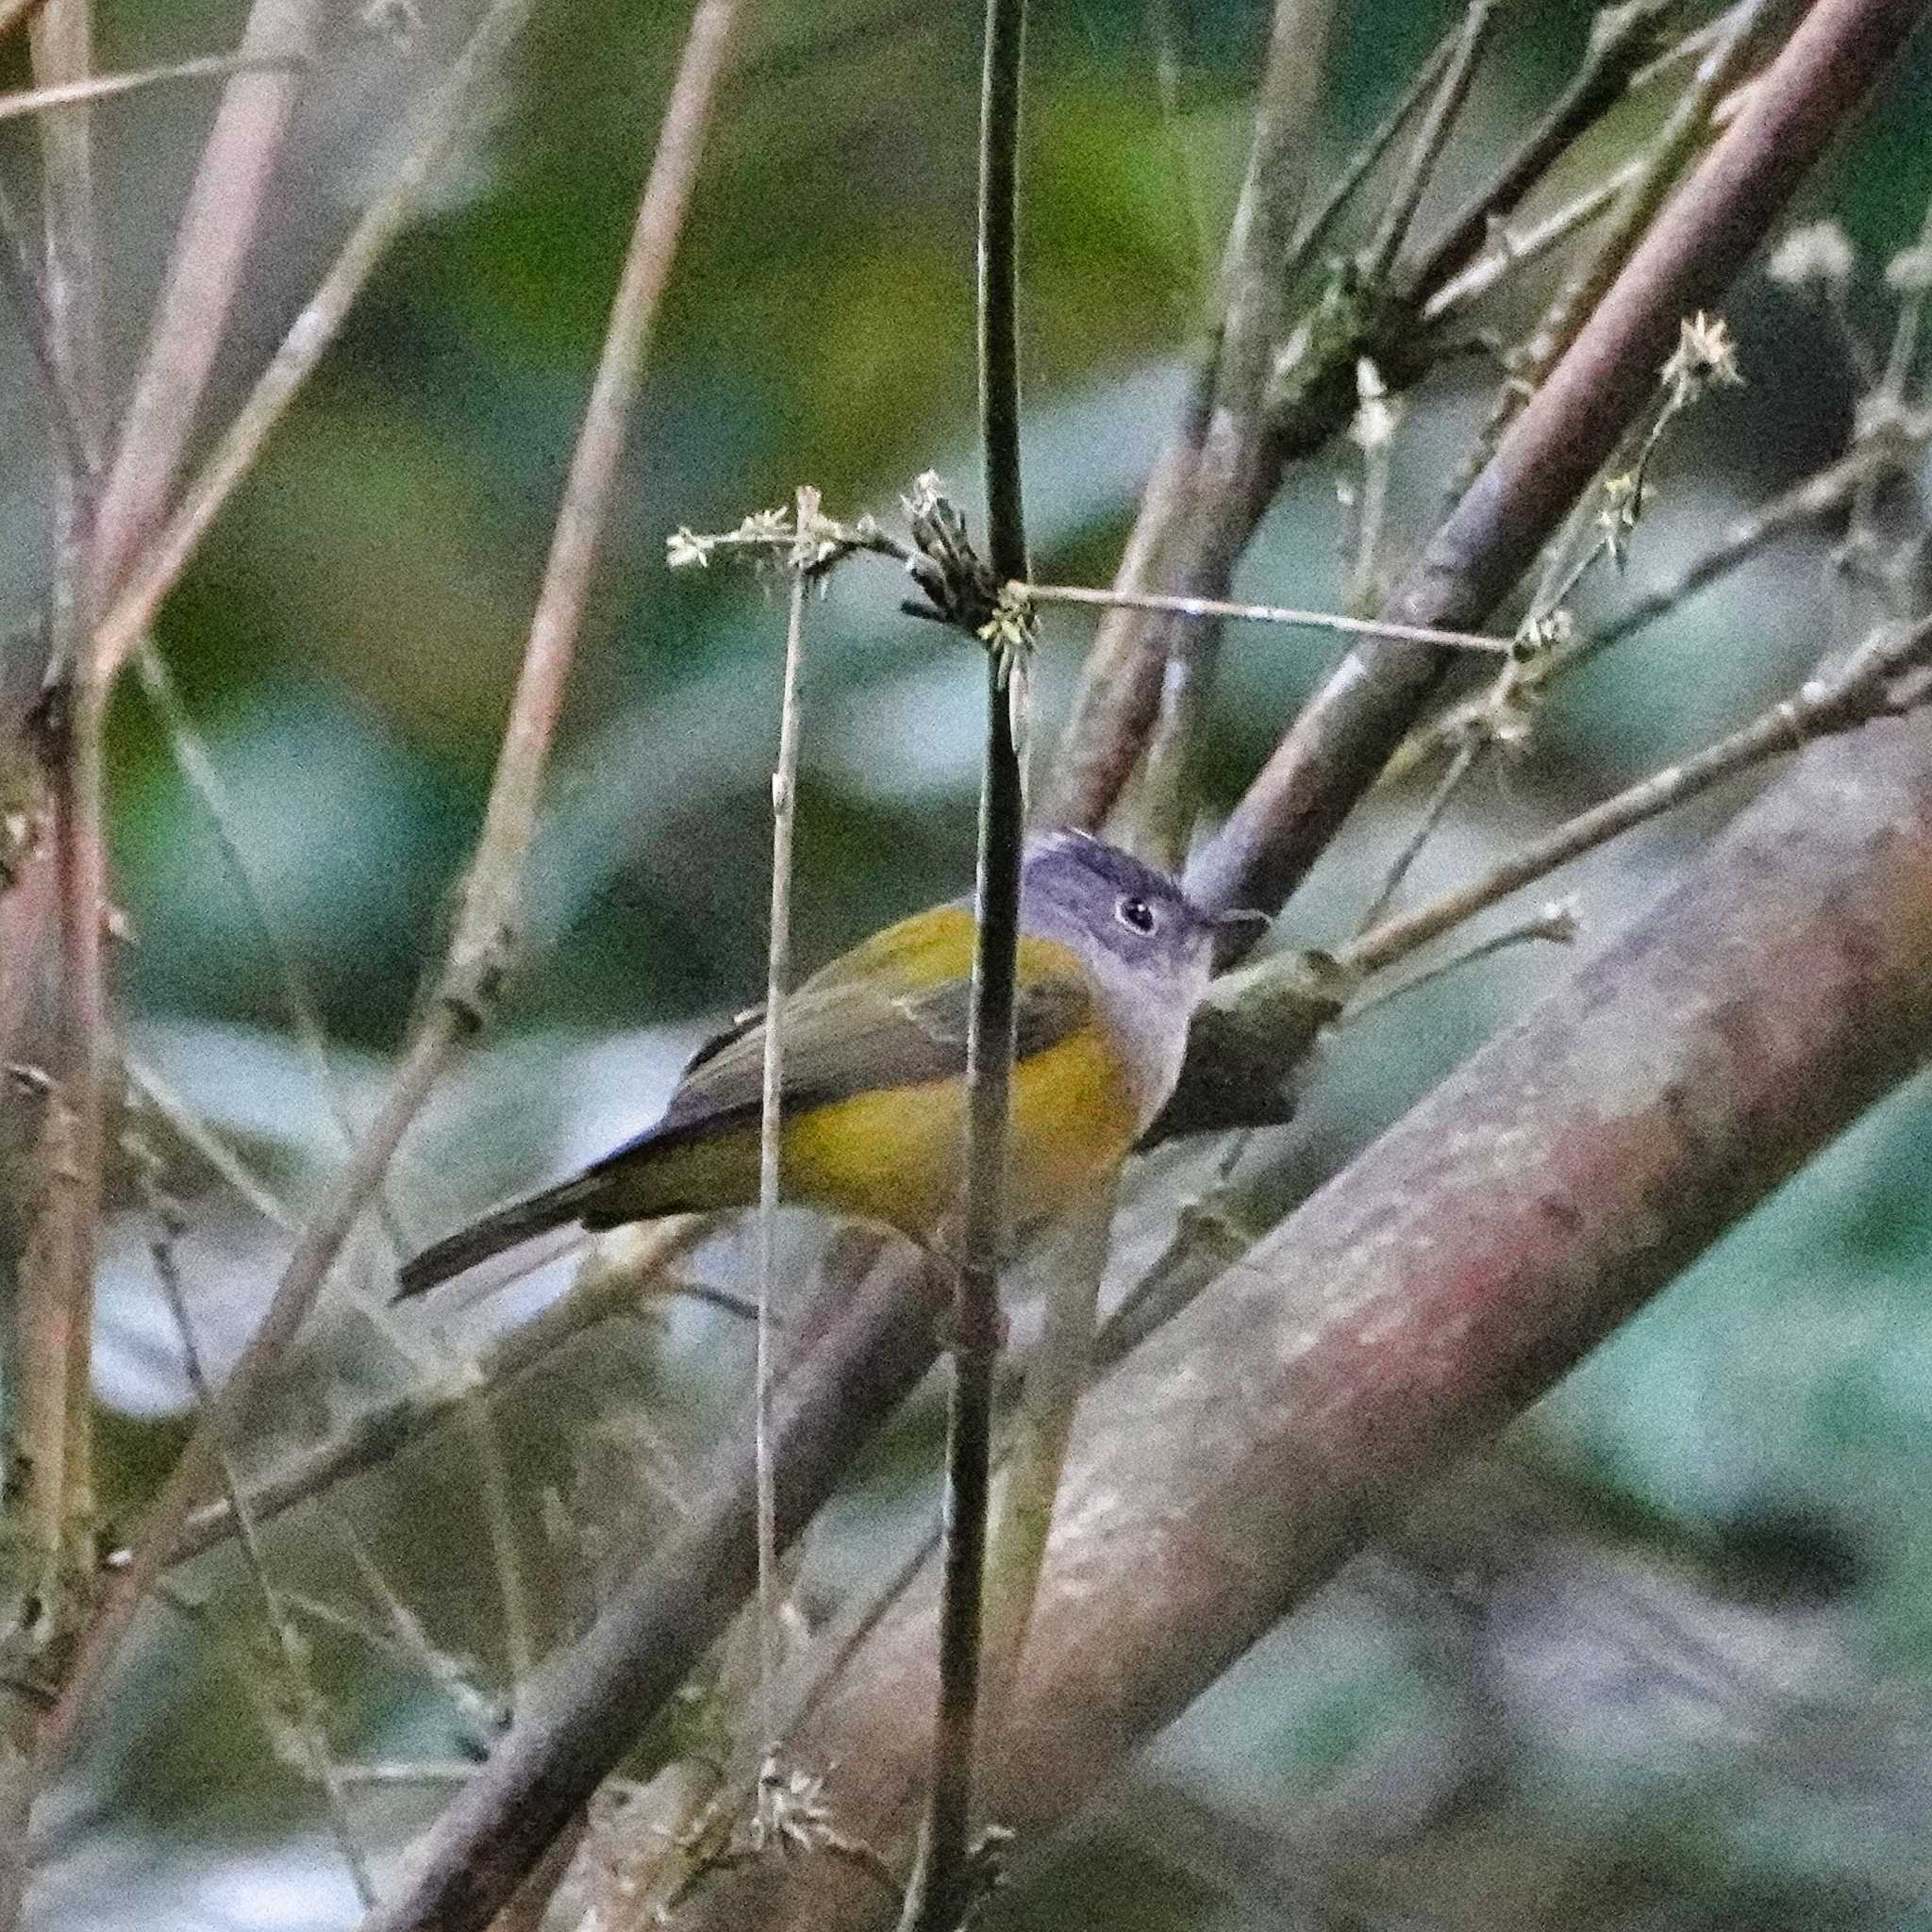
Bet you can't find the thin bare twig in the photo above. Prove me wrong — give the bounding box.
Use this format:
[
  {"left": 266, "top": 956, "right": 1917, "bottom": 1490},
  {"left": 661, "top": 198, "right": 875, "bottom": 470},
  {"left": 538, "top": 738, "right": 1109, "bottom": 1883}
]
[
  {"left": 128, "top": 645, "right": 400, "bottom": 1184},
  {"left": 43, "top": 0, "right": 544, "bottom": 1750},
  {"left": 333, "top": 1524, "right": 504, "bottom": 1754},
  {"left": 0, "top": 47, "right": 310, "bottom": 123},
  {"left": 0, "top": 173, "right": 88, "bottom": 476},
  {"left": 1846, "top": 188, "right": 1932, "bottom": 582},
  {"left": 46, "top": 0, "right": 730, "bottom": 1758},
  {"left": 1391, "top": 342, "right": 1855, "bottom": 785},
  {"left": 1401, "top": 0, "right": 1677, "bottom": 296},
  {"left": 1424, "top": 161, "right": 1638, "bottom": 325},
  {"left": 148, "top": 1220, "right": 708, "bottom": 1570},
  {"left": 1504, "top": 0, "right": 1770, "bottom": 418},
  {"left": 1339, "top": 614, "right": 1932, "bottom": 979},
  {"left": 0, "top": 33, "right": 106, "bottom": 1928},
  {"left": 1130, "top": 17, "right": 1337, "bottom": 873},
  {"left": 1339, "top": 898, "right": 1578, "bottom": 1021},
  {"left": 0, "top": 180, "right": 63, "bottom": 1097},
  {"left": 1060, "top": 0, "right": 1682, "bottom": 852},
  {"left": 1414, "top": 13, "right": 1755, "bottom": 326},
  {"left": 1026, "top": 581, "right": 1514, "bottom": 653},
  {"left": 1572, "top": 425, "right": 1923, "bottom": 669},
  {"left": 1285, "top": 18, "right": 1455, "bottom": 273},
  {"left": 3, "top": 129, "right": 391, "bottom": 1224},
  {"left": 1355, "top": 731, "right": 1478, "bottom": 933},
  {"left": 1631, "top": 0, "right": 1750, "bottom": 91},
  {"left": 142, "top": 1169, "right": 375, "bottom": 1906},
  {"left": 458, "top": 1405, "right": 534, "bottom": 1694},
  {"left": 1444, "top": 12, "right": 1767, "bottom": 508},
  {"left": 754, "top": 506, "right": 811, "bottom": 1784},
  {"left": 1142, "top": 0, "right": 1211, "bottom": 288},
  {"left": 1135, "top": 0, "right": 1338, "bottom": 869},
  {"left": 1047, "top": 0, "right": 1327, "bottom": 838},
  {"left": 51, "top": 1016, "right": 460, "bottom": 1757},
  {"left": 35, "top": 0, "right": 106, "bottom": 1568},
  {"left": 1381, "top": 312, "right": 1741, "bottom": 858},
  {"left": 1170, "top": 611, "right": 1932, "bottom": 1152},
  {"left": 1876, "top": 194, "right": 1932, "bottom": 404},
  {"left": 980, "top": 1174, "right": 1115, "bottom": 1743},
  {"left": 124, "top": 1054, "right": 298, "bottom": 1232},
  {"left": 0, "top": 147, "right": 80, "bottom": 1924},
  {"left": 639, "top": 1189, "right": 1138, "bottom": 1920}
]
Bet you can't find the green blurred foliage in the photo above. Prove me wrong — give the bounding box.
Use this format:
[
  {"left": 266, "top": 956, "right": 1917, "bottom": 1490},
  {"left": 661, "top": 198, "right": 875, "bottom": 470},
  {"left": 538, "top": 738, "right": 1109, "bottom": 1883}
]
[{"left": 2, "top": 1, "right": 1931, "bottom": 1926}]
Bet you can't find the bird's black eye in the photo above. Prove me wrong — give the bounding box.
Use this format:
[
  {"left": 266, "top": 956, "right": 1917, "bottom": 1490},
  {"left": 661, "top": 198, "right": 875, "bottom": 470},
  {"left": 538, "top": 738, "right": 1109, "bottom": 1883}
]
[{"left": 1116, "top": 893, "right": 1158, "bottom": 935}]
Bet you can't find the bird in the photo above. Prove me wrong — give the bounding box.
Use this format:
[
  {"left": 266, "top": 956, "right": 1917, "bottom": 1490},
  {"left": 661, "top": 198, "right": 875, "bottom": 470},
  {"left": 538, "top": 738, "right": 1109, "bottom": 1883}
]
[{"left": 396, "top": 830, "right": 1220, "bottom": 1300}]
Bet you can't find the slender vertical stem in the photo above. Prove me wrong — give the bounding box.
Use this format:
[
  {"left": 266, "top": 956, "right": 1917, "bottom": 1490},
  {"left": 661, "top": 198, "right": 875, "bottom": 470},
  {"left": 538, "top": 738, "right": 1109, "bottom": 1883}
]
[
  {"left": 1120, "top": 0, "right": 1331, "bottom": 869},
  {"left": 1354, "top": 730, "right": 1478, "bottom": 933},
  {"left": 978, "top": 7, "right": 1028, "bottom": 594},
  {"left": 755, "top": 520, "right": 809, "bottom": 1779},
  {"left": 1046, "top": 0, "right": 1324, "bottom": 839},
  {"left": 1847, "top": 184, "right": 1932, "bottom": 581},
  {"left": 33, "top": 0, "right": 103, "bottom": 1591},
  {"left": 979, "top": 1172, "right": 1115, "bottom": 1743},
  {"left": 0, "top": 175, "right": 62, "bottom": 1090},
  {"left": 901, "top": 3, "right": 1027, "bottom": 1925},
  {"left": 1286, "top": 18, "right": 1454, "bottom": 273},
  {"left": 0, "top": 17, "right": 100, "bottom": 1923}
]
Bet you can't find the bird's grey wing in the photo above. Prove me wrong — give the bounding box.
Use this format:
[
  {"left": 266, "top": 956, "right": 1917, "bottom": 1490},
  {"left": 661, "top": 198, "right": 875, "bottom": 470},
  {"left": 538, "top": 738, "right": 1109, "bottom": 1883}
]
[{"left": 652, "top": 969, "right": 1091, "bottom": 1139}]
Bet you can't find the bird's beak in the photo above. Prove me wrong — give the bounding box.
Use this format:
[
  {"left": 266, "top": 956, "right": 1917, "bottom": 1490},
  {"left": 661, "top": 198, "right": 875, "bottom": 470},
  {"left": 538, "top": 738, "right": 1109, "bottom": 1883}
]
[
  {"left": 1213, "top": 907, "right": 1272, "bottom": 940},
  {"left": 1207, "top": 904, "right": 1272, "bottom": 970}
]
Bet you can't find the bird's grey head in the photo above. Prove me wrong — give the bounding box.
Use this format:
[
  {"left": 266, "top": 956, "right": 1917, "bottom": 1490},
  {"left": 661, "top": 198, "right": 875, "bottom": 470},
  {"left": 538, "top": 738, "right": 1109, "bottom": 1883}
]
[
  {"left": 1019, "top": 832, "right": 1221, "bottom": 1121},
  {"left": 1019, "top": 832, "right": 1215, "bottom": 983}
]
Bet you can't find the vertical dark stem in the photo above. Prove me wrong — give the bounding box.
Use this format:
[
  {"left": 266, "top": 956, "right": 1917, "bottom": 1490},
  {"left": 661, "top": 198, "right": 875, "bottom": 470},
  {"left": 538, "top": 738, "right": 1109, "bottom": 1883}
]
[
  {"left": 978, "top": 0, "right": 1027, "bottom": 591},
  {"left": 901, "top": 3, "right": 1027, "bottom": 1926}
]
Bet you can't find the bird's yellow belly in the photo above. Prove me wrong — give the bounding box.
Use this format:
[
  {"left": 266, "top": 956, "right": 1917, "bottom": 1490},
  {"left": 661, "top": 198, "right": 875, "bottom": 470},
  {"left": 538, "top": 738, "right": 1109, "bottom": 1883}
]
[{"left": 782, "top": 1025, "right": 1141, "bottom": 1241}]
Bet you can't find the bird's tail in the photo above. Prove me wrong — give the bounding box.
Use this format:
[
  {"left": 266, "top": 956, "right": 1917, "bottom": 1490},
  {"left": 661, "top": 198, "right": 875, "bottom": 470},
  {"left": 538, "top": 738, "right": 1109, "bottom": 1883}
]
[{"left": 394, "top": 1174, "right": 601, "bottom": 1301}]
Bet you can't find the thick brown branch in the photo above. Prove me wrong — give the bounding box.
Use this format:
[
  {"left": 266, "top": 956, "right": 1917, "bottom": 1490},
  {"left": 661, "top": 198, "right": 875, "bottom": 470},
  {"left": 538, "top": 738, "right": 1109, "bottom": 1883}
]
[{"left": 657, "top": 695, "right": 1932, "bottom": 1932}]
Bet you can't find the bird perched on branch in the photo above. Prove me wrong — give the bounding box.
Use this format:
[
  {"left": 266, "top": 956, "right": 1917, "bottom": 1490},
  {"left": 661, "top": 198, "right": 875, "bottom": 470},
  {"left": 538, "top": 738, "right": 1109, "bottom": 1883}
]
[{"left": 397, "top": 832, "right": 1224, "bottom": 1299}]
